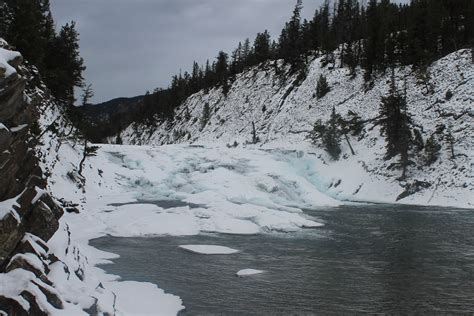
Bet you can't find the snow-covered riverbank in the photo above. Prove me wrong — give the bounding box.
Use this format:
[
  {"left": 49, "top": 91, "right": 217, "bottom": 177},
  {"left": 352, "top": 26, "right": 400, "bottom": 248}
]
[
  {"left": 38, "top": 140, "right": 472, "bottom": 314},
  {"left": 32, "top": 48, "right": 471, "bottom": 314}
]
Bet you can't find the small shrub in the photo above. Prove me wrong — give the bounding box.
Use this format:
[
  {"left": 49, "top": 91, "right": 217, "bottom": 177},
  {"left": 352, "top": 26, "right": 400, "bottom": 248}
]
[{"left": 445, "top": 89, "right": 453, "bottom": 101}]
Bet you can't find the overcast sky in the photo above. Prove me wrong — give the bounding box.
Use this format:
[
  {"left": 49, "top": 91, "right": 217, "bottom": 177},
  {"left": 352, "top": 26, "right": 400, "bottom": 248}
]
[{"left": 50, "top": 0, "right": 324, "bottom": 103}]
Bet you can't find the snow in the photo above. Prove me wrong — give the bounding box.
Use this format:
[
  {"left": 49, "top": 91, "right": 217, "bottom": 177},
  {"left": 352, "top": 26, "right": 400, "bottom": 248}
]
[
  {"left": 107, "top": 281, "right": 183, "bottom": 316},
  {"left": 0, "top": 47, "right": 21, "bottom": 78},
  {"left": 22, "top": 234, "right": 48, "bottom": 258},
  {"left": 0, "top": 123, "right": 8, "bottom": 131},
  {"left": 119, "top": 49, "right": 473, "bottom": 209},
  {"left": 179, "top": 245, "right": 239, "bottom": 255},
  {"left": 9, "top": 124, "right": 28, "bottom": 132},
  {"left": 0, "top": 193, "right": 21, "bottom": 221},
  {"left": 32, "top": 187, "right": 47, "bottom": 204},
  {"left": 2, "top": 45, "right": 467, "bottom": 316},
  {"left": 0, "top": 270, "right": 33, "bottom": 310},
  {"left": 236, "top": 269, "right": 265, "bottom": 277},
  {"left": 7, "top": 253, "right": 46, "bottom": 275}
]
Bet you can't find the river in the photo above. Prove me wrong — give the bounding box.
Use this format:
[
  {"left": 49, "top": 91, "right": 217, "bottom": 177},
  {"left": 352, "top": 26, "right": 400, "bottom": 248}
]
[{"left": 91, "top": 204, "right": 474, "bottom": 314}]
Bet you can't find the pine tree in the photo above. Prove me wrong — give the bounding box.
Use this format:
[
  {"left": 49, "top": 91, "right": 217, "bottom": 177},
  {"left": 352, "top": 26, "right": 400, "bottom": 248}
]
[
  {"left": 445, "top": 131, "right": 455, "bottom": 160},
  {"left": 215, "top": 51, "right": 229, "bottom": 95},
  {"left": 316, "top": 74, "right": 330, "bottom": 98},
  {"left": 6, "top": 0, "right": 54, "bottom": 69},
  {"left": 310, "top": 119, "right": 326, "bottom": 145},
  {"left": 254, "top": 30, "right": 271, "bottom": 64},
  {"left": 413, "top": 129, "right": 424, "bottom": 152},
  {"left": 323, "top": 107, "right": 342, "bottom": 160},
  {"left": 200, "top": 103, "right": 211, "bottom": 130},
  {"left": 362, "top": 0, "right": 383, "bottom": 81},
  {"left": 347, "top": 110, "right": 363, "bottom": 136},
  {"left": 81, "top": 84, "right": 94, "bottom": 106},
  {"left": 44, "top": 21, "right": 85, "bottom": 104},
  {"left": 424, "top": 134, "right": 440, "bottom": 165},
  {"left": 379, "top": 75, "right": 412, "bottom": 178},
  {"left": 278, "top": 0, "right": 304, "bottom": 71},
  {"left": 0, "top": 1, "right": 13, "bottom": 37},
  {"left": 241, "top": 38, "right": 252, "bottom": 68}
]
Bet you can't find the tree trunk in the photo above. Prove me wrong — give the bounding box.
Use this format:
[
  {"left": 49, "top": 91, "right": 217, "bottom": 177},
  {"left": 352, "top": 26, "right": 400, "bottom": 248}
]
[
  {"left": 450, "top": 140, "right": 455, "bottom": 159},
  {"left": 252, "top": 121, "right": 258, "bottom": 144},
  {"left": 344, "top": 133, "right": 355, "bottom": 155},
  {"left": 78, "top": 139, "right": 87, "bottom": 176}
]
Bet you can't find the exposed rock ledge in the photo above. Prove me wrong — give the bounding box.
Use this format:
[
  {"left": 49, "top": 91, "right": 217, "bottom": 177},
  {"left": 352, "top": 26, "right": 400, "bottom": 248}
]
[{"left": 0, "top": 43, "right": 64, "bottom": 315}]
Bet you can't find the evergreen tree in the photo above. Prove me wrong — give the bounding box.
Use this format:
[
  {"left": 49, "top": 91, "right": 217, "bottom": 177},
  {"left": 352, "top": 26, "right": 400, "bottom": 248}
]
[
  {"left": 310, "top": 109, "right": 342, "bottom": 160},
  {"left": 379, "top": 75, "right": 412, "bottom": 178},
  {"left": 5, "top": 0, "right": 55, "bottom": 69},
  {"left": 362, "top": 0, "right": 380, "bottom": 81},
  {"left": 318, "top": 0, "right": 334, "bottom": 65},
  {"left": 241, "top": 38, "right": 252, "bottom": 67},
  {"left": 413, "top": 129, "right": 424, "bottom": 152},
  {"left": 424, "top": 134, "right": 441, "bottom": 165},
  {"left": 323, "top": 107, "right": 342, "bottom": 160},
  {"left": 200, "top": 103, "right": 211, "bottom": 130},
  {"left": 111, "top": 0, "right": 474, "bottom": 129},
  {"left": 445, "top": 131, "right": 456, "bottom": 160},
  {"left": 316, "top": 74, "right": 330, "bottom": 98},
  {"left": 254, "top": 30, "right": 271, "bottom": 64},
  {"left": 310, "top": 119, "right": 326, "bottom": 145},
  {"left": 81, "top": 84, "right": 94, "bottom": 106},
  {"left": 0, "top": 1, "right": 13, "bottom": 37},
  {"left": 44, "top": 21, "right": 85, "bottom": 104},
  {"left": 215, "top": 51, "right": 230, "bottom": 95},
  {"left": 346, "top": 110, "right": 363, "bottom": 136},
  {"left": 278, "top": 0, "right": 304, "bottom": 71}
]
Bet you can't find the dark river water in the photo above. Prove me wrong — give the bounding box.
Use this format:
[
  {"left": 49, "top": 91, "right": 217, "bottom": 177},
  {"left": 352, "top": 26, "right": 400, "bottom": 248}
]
[{"left": 91, "top": 204, "right": 474, "bottom": 314}]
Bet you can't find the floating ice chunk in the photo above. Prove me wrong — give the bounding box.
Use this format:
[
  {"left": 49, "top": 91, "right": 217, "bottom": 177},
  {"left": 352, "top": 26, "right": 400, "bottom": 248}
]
[
  {"left": 236, "top": 269, "right": 265, "bottom": 277},
  {"left": 178, "top": 245, "right": 239, "bottom": 255}
]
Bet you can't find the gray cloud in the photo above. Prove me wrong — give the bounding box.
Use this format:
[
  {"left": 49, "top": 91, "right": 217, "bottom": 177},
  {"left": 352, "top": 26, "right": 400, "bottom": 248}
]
[{"left": 50, "top": 0, "right": 321, "bottom": 103}]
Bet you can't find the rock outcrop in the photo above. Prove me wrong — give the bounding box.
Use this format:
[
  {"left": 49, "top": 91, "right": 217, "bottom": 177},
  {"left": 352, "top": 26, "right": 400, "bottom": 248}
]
[{"left": 0, "top": 42, "right": 65, "bottom": 315}]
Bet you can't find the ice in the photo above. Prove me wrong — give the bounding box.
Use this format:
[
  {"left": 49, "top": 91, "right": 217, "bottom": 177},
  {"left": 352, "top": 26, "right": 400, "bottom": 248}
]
[
  {"left": 102, "top": 204, "right": 201, "bottom": 237},
  {"left": 106, "top": 281, "right": 184, "bottom": 316},
  {"left": 236, "top": 269, "right": 265, "bottom": 277},
  {"left": 178, "top": 245, "right": 239, "bottom": 255}
]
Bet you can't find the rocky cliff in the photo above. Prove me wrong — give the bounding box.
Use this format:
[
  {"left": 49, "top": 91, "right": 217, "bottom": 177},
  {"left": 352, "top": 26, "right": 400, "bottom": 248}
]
[{"left": 0, "top": 41, "right": 70, "bottom": 314}]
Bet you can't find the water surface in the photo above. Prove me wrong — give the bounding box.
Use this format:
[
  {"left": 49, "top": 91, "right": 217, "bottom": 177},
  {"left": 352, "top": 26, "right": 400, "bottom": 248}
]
[{"left": 91, "top": 204, "right": 474, "bottom": 314}]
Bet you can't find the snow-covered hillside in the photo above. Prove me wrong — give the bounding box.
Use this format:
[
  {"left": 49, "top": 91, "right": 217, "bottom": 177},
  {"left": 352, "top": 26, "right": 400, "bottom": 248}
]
[
  {"left": 1, "top": 40, "right": 472, "bottom": 315},
  {"left": 120, "top": 49, "right": 474, "bottom": 208}
]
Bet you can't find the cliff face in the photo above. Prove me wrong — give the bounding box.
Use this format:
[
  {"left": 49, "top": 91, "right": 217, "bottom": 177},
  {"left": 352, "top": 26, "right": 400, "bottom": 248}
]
[{"left": 0, "top": 43, "right": 65, "bottom": 315}]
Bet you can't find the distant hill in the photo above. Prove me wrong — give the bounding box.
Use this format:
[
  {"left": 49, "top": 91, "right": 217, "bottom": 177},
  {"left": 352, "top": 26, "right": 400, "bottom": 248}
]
[{"left": 82, "top": 95, "right": 145, "bottom": 142}]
